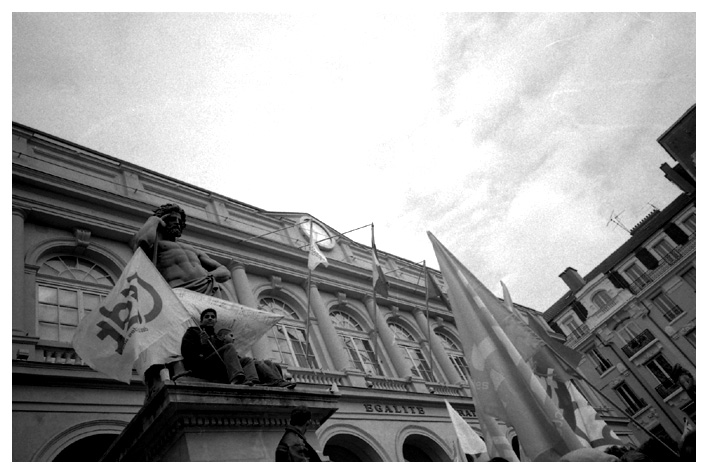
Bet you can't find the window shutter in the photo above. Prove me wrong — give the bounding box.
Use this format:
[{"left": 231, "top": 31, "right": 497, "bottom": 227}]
[
  {"left": 571, "top": 300, "right": 588, "bottom": 322},
  {"left": 635, "top": 248, "right": 659, "bottom": 270},
  {"left": 664, "top": 223, "right": 689, "bottom": 245},
  {"left": 607, "top": 270, "right": 630, "bottom": 289},
  {"left": 549, "top": 321, "right": 563, "bottom": 334}
]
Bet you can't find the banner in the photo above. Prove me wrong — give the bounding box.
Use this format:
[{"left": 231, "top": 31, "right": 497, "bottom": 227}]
[{"left": 135, "top": 288, "right": 284, "bottom": 375}]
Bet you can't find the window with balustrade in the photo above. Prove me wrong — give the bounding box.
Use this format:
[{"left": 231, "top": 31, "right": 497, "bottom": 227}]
[
  {"left": 613, "top": 382, "right": 646, "bottom": 415},
  {"left": 587, "top": 347, "right": 613, "bottom": 375},
  {"left": 36, "top": 256, "right": 115, "bottom": 343},
  {"left": 258, "top": 296, "right": 319, "bottom": 369},
  {"left": 434, "top": 330, "right": 470, "bottom": 381},
  {"left": 652, "top": 292, "right": 683, "bottom": 322},
  {"left": 559, "top": 314, "right": 584, "bottom": 340},
  {"left": 645, "top": 354, "right": 677, "bottom": 398},
  {"left": 652, "top": 238, "right": 676, "bottom": 260},
  {"left": 388, "top": 322, "right": 436, "bottom": 382},
  {"left": 330, "top": 308, "right": 382, "bottom": 375},
  {"left": 681, "top": 212, "right": 696, "bottom": 235}
]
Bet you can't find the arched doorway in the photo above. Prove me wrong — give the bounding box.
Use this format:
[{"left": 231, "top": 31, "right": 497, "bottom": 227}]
[
  {"left": 323, "top": 434, "right": 383, "bottom": 462},
  {"left": 53, "top": 434, "right": 118, "bottom": 461},
  {"left": 402, "top": 434, "right": 450, "bottom": 462}
]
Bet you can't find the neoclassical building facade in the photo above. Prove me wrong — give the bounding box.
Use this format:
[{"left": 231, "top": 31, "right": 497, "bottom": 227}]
[{"left": 12, "top": 123, "right": 635, "bottom": 461}]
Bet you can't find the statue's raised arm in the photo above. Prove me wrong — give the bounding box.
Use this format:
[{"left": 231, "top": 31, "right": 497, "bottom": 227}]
[{"left": 131, "top": 203, "right": 229, "bottom": 297}]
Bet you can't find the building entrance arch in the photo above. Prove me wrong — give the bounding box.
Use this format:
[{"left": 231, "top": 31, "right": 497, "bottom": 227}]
[
  {"left": 52, "top": 433, "right": 118, "bottom": 461},
  {"left": 402, "top": 433, "right": 450, "bottom": 462},
  {"left": 323, "top": 433, "right": 384, "bottom": 462}
]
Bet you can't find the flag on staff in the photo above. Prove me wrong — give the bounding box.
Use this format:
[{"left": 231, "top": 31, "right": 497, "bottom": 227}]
[
  {"left": 72, "top": 248, "right": 193, "bottom": 383},
  {"left": 371, "top": 225, "right": 389, "bottom": 297},
  {"left": 307, "top": 221, "right": 328, "bottom": 270},
  {"left": 477, "top": 411, "right": 521, "bottom": 461},
  {"left": 426, "top": 268, "right": 451, "bottom": 310},
  {"left": 427, "top": 232, "right": 586, "bottom": 461},
  {"left": 444, "top": 400, "right": 486, "bottom": 460},
  {"left": 501, "top": 281, "right": 623, "bottom": 448}
]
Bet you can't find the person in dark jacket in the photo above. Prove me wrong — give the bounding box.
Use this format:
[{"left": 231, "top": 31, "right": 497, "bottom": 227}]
[
  {"left": 181, "top": 308, "right": 260, "bottom": 384},
  {"left": 275, "top": 406, "right": 321, "bottom": 462}
]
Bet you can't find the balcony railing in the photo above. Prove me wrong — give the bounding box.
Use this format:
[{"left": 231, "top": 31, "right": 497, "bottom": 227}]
[
  {"left": 566, "top": 324, "right": 590, "bottom": 344},
  {"left": 661, "top": 305, "right": 684, "bottom": 322},
  {"left": 655, "top": 381, "right": 681, "bottom": 399},
  {"left": 629, "top": 236, "right": 695, "bottom": 294},
  {"left": 621, "top": 329, "right": 656, "bottom": 358},
  {"left": 623, "top": 398, "right": 648, "bottom": 417}
]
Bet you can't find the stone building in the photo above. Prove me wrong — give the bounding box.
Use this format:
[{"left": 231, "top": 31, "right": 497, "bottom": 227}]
[
  {"left": 12, "top": 122, "right": 635, "bottom": 461},
  {"left": 543, "top": 105, "right": 696, "bottom": 448}
]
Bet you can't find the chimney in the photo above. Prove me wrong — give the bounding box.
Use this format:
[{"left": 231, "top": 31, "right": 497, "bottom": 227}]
[{"left": 559, "top": 267, "right": 585, "bottom": 293}]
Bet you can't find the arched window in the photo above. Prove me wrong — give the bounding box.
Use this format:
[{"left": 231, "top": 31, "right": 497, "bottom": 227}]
[
  {"left": 330, "top": 309, "right": 382, "bottom": 375},
  {"left": 388, "top": 322, "right": 436, "bottom": 382},
  {"left": 258, "top": 296, "right": 319, "bottom": 369},
  {"left": 591, "top": 290, "right": 612, "bottom": 311},
  {"left": 435, "top": 330, "right": 470, "bottom": 381},
  {"left": 36, "top": 256, "right": 115, "bottom": 343}
]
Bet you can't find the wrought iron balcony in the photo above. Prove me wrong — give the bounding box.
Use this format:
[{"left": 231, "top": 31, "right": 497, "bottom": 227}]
[
  {"left": 655, "top": 381, "right": 681, "bottom": 399},
  {"left": 566, "top": 324, "right": 589, "bottom": 344},
  {"left": 629, "top": 236, "right": 695, "bottom": 294},
  {"left": 621, "top": 329, "right": 656, "bottom": 358}
]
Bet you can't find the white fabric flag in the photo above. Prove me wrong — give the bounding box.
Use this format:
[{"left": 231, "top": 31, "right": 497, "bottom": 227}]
[
  {"left": 72, "top": 248, "right": 193, "bottom": 383},
  {"left": 444, "top": 400, "right": 487, "bottom": 459},
  {"left": 135, "top": 288, "right": 285, "bottom": 375},
  {"left": 307, "top": 224, "right": 328, "bottom": 270}
]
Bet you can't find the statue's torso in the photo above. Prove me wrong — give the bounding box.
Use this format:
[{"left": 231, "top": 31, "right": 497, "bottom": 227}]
[{"left": 156, "top": 240, "right": 208, "bottom": 286}]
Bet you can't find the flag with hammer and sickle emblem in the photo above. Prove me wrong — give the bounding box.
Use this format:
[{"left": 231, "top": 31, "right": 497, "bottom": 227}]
[{"left": 73, "top": 248, "right": 192, "bottom": 383}]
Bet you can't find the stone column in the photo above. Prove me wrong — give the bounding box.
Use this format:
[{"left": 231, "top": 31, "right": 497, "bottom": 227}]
[
  {"left": 412, "top": 308, "right": 461, "bottom": 384},
  {"left": 13, "top": 207, "right": 29, "bottom": 335},
  {"left": 364, "top": 296, "right": 412, "bottom": 379},
  {"left": 227, "top": 260, "right": 270, "bottom": 360},
  {"left": 306, "top": 282, "right": 350, "bottom": 372}
]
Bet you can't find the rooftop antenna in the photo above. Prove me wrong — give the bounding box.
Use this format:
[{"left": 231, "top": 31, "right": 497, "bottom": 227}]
[{"left": 607, "top": 209, "right": 631, "bottom": 235}]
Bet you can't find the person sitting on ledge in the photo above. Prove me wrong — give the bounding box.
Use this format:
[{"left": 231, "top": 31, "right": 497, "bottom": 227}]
[
  {"left": 181, "top": 308, "right": 260, "bottom": 385},
  {"left": 215, "top": 329, "right": 293, "bottom": 388},
  {"left": 181, "top": 308, "right": 297, "bottom": 388}
]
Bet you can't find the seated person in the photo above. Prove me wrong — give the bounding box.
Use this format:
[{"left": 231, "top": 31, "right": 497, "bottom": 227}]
[
  {"left": 216, "top": 328, "right": 296, "bottom": 389},
  {"left": 181, "top": 308, "right": 259, "bottom": 385}
]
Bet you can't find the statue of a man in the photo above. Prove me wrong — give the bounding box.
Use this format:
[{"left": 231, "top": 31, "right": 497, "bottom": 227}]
[{"left": 131, "top": 203, "right": 231, "bottom": 297}]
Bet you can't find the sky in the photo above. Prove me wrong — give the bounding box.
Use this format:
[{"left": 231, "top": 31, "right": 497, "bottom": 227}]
[{"left": 11, "top": 11, "right": 696, "bottom": 311}]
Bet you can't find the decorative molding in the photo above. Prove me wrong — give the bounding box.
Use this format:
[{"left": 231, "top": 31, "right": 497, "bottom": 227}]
[
  {"left": 337, "top": 292, "right": 347, "bottom": 306},
  {"left": 270, "top": 275, "right": 282, "bottom": 291},
  {"left": 389, "top": 305, "right": 399, "bottom": 316},
  {"left": 73, "top": 228, "right": 91, "bottom": 253},
  {"left": 226, "top": 259, "right": 245, "bottom": 272}
]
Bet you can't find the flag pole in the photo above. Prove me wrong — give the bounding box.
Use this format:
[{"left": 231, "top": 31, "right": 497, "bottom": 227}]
[{"left": 304, "top": 219, "right": 314, "bottom": 369}]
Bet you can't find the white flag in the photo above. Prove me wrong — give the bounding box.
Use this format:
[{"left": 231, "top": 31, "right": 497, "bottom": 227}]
[
  {"left": 72, "top": 248, "right": 192, "bottom": 383},
  {"left": 445, "top": 400, "right": 486, "bottom": 459},
  {"left": 307, "top": 224, "right": 328, "bottom": 270}
]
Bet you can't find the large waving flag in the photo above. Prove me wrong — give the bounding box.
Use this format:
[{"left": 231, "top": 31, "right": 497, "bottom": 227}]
[
  {"left": 445, "top": 400, "right": 487, "bottom": 460},
  {"left": 428, "top": 232, "right": 585, "bottom": 461},
  {"left": 371, "top": 224, "right": 389, "bottom": 297},
  {"left": 477, "top": 411, "right": 521, "bottom": 461},
  {"left": 72, "top": 248, "right": 193, "bottom": 383},
  {"left": 501, "top": 281, "right": 622, "bottom": 448}
]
